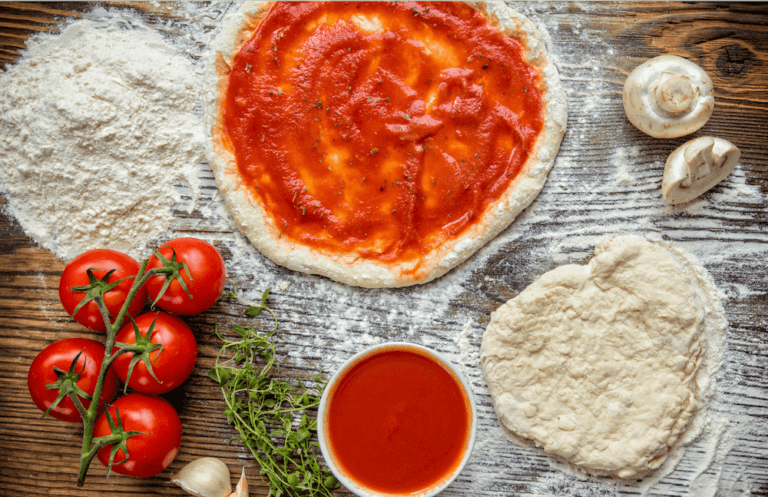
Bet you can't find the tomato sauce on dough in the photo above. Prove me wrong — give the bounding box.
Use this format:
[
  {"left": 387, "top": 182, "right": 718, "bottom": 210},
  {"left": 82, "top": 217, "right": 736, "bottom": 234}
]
[
  {"left": 325, "top": 348, "right": 471, "bottom": 494},
  {"left": 222, "top": 1, "right": 544, "bottom": 270}
]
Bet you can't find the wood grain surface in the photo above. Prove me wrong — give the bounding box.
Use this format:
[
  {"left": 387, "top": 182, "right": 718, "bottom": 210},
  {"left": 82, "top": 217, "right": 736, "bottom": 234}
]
[{"left": 1, "top": 2, "right": 767, "bottom": 497}]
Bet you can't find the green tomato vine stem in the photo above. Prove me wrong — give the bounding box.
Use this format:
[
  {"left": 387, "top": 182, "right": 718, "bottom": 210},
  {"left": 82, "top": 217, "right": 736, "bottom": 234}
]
[
  {"left": 69, "top": 386, "right": 90, "bottom": 421},
  {"left": 74, "top": 259, "right": 159, "bottom": 487}
]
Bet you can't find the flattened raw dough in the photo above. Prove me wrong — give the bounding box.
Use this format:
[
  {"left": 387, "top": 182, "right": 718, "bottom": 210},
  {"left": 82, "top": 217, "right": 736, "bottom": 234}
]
[{"left": 481, "top": 236, "right": 725, "bottom": 479}]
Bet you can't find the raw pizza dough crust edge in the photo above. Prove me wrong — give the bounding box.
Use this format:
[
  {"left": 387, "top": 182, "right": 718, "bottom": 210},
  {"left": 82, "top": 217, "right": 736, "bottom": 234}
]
[
  {"left": 480, "top": 235, "right": 726, "bottom": 480},
  {"left": 204, "top": 1, "right": 567, "bottom": 288}
]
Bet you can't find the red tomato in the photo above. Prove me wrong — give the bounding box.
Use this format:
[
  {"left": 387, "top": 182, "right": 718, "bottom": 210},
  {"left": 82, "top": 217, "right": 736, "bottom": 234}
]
[
  {"left": 27, "top": 338, "right": 118, "bottom": 423},
  {"left": 112, "top": 312, "right": 198, "bottom": 395},
  {"left": 59, "top": 249, "right": 148, "bottom": 333},
  {"left": 94, "top": 394, "right": 182, "bottom": 478},
  {"left": 145, "top": 238, "right": 226, "bottom": 315}
]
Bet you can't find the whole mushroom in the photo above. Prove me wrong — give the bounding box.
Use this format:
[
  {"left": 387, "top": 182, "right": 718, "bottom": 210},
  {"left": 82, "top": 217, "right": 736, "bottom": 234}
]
[
  {"left": 662, "top": 136, "right": 740, "bottom": 205},
  {"left": 623, "top": 55, "right": 714, "bottom": 138}
]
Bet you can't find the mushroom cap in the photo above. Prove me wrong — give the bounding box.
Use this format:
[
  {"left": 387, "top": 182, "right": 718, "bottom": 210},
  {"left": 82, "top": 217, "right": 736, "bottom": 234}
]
[
  {"left": 623, "top": 55, "right": 714, "bottom": 138},
  {"left": 662, "top": 136, "right": 740, "bottom": 205}
]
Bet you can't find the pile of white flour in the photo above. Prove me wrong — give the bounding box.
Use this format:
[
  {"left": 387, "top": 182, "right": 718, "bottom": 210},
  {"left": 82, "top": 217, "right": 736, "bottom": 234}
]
[{"left": 0, "top": 12, "right": 203, "bottom": 260}]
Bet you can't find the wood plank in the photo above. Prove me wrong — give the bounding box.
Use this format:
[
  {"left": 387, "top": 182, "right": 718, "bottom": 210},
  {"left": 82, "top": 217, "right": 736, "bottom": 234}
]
[{"left": 0, "top": 2, "right": 767, "bottom": 496}]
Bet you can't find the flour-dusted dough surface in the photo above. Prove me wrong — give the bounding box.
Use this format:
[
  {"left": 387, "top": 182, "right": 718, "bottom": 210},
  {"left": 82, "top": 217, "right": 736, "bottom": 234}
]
[
  {"left": 480, "top": 236, "right": 726, "bottom": 479},
  {"left": 204, "top": 1, "right": 567, "bottom": 288}
]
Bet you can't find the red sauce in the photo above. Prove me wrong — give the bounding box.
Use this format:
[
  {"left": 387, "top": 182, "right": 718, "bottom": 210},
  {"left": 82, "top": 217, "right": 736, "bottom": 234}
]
[
  {"left": 325, "top": 347, "right": 471, "bottom": 494},
  {"left": 222, "top": 1, "right": 543, "bottom": 272}
]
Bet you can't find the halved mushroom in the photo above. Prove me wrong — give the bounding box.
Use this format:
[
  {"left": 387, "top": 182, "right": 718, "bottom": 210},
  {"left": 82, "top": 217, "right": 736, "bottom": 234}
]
[
  {"left": 662, "top": 136, "right": 740, "bottom": 205},
  {"left": 623, "top": 55, "right": 714, "bottom": 138}
]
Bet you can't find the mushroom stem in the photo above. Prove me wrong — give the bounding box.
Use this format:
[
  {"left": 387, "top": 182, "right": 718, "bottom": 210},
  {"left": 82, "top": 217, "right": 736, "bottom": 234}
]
[
  {"left": 682, "top": 137, "right": 716, "bottom": 186},
  {"left": 654, "top": 73, "right": 696, "bottom": 116},
  {"left": 662, "top": 136, "right": 740, "bottom": 205}
]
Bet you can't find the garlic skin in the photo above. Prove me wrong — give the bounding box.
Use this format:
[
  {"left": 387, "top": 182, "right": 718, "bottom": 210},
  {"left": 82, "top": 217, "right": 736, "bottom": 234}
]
[
  {"left": 662, "top": 136, "right": 740, "bottom": 205},
  {"left": 623, "top": 55, "right": 714, "bottom": 138},
  {"left": 228, "top": 467, "right": 249, "bottom": 497},
  {"left": 171, "top": 457, "right": 233, "bottom": 497}
]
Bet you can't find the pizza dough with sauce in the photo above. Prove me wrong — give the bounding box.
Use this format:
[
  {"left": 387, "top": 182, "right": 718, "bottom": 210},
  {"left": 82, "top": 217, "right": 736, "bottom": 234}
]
[
  {"left": 205, "top": 1, "right": 567, "bottom": 287},
  {"left": 481, "top": 236, "right": 726, "bottom": 479}
]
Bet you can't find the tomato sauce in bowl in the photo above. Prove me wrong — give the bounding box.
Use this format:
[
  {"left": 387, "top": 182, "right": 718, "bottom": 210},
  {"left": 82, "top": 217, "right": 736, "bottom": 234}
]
[{"left": 318, "top": 343, "right": 476, "bottom": 496}]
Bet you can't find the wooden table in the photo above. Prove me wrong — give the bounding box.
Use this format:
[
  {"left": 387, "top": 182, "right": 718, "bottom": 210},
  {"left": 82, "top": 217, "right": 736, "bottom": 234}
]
[{"left": 1, "top": 2, "right": 767, "bottom": 496}]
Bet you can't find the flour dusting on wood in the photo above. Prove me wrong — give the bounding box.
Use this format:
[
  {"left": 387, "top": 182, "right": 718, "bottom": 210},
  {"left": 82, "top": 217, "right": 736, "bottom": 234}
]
[{"left": 1, "top": 2, "right": 766, "bottom": 496}]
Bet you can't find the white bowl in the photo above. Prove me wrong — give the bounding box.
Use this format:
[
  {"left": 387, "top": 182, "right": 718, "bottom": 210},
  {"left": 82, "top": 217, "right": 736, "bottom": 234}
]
[{"left": 317, "top": 342, "right": 477, "bottom": 497}]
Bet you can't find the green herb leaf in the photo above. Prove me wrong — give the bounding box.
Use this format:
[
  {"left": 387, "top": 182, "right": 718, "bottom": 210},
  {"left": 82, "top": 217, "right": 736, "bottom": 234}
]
[
  {"left": 207, "top": 368, "right": 222, "bottom": 384},
  {"left": 324, "top": 476, "right": 339, "bottom": 489},
  {"left": 245, "top": 306, "right": 264, "bottom": 317}
]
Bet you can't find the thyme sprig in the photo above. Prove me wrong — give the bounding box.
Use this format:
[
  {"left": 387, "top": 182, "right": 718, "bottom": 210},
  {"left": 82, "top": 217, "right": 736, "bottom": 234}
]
[{"left": 209, "top": 287, "right": 339, "bottom": 497}]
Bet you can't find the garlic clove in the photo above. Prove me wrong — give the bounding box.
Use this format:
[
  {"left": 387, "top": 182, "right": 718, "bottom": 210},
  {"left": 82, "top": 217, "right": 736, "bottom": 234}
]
[
  {"left": 623, "top": 55, "right": 714, "bottom": 138},
  {"left": 227, "top": 467, "right": 249, "bottom": 497},
  {"left": 662, "top": 136, "right": 740, "bottom": 205},
  {"left": 171, "top": 457, "right": 233, "bottom": 497}
]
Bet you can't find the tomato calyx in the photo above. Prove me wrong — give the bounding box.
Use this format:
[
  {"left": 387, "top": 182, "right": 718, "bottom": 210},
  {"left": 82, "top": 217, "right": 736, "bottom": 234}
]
[
  {"left": 42, "top": 348, "right": 92, "bottom": 420},
  {"left": 69, "top": 267, "right": 135, "bottom": 325},
  {"left": 113, "top": 313, "right": 164, "bottom": 394},
  {"left": 92, "top": 406, "right": 148, "bottom": 479},
  {"left": 149, "top": 249, "right": 194, "bottom": 307}
]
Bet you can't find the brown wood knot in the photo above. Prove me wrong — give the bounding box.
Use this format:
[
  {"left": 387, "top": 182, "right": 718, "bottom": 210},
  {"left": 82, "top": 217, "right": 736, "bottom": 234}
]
[{"left": 715, "top": 44, "right": 757, "bottom": 78}]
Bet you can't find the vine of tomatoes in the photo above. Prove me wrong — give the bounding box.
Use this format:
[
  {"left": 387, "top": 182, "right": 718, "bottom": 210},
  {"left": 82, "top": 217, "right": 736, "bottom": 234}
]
[{"left": 26, "top": 237, "right": 225, "bottom": 485}]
